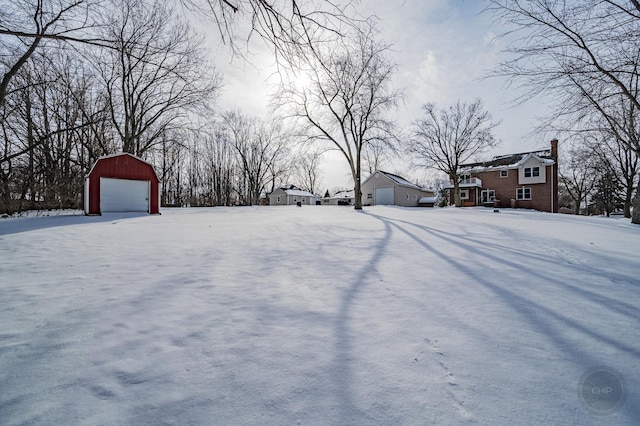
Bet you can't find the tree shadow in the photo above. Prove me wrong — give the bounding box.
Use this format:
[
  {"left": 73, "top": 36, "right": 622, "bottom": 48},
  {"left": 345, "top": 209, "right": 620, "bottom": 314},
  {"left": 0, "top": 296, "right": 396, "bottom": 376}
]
[
  {"left": 365, "top": 211, "right": 640, "bottom": 369},
  {"left": 331, "top": 215, "right": 394, "bottom": 422},
  {"left": 0, "top": 212, "right": 151, "bottom": 236}
]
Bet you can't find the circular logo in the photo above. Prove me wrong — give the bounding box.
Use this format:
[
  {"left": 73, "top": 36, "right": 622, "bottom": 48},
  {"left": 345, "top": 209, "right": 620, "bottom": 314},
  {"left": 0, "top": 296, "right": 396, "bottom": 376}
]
[{"left": 577, "top": 366, "right": 625, "bottom": 415}]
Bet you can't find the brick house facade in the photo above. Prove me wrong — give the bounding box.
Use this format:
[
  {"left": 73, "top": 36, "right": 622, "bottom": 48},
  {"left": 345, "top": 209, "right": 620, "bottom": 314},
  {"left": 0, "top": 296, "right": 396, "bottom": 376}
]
[{"left": 446, "top": 139, "right": 559, "bottom": 213}]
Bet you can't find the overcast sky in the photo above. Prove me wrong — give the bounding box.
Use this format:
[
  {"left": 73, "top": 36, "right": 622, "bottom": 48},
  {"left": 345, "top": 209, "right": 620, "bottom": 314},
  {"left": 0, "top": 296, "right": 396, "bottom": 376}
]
[{"left": 208, "top": 0, "right": 554, "bottom": 191}]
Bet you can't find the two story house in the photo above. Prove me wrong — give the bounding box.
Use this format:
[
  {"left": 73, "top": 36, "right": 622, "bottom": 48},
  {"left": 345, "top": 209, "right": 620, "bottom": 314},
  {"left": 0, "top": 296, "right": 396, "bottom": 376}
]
[{"left": 445, "top": 139, "right": 559, "bottom": 213}]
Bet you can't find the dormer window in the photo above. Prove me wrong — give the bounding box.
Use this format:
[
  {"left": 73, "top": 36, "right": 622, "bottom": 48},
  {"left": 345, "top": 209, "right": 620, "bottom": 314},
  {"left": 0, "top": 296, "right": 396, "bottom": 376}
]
[{"left": 524, "top": 167, "right": 540, "bottom": 178}]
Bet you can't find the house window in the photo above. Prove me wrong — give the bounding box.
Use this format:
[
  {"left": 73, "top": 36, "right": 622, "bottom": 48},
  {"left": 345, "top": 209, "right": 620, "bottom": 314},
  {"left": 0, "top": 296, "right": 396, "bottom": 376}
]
[
  {"left": 277, "top": 196, "right": 281, "bottom": 203},
  {"left": 516, "top": 187, "right": 531, "bottom": 200},
  {"left": 460, "top": 174, "right": 471, "bottom": 184},
  {"left": 460, "top": 189, "right": 470, "bottom": 200},
  {"left": 500, "top": 170, "right": 508, "bottom": 178},
  {"left": 367, "top": 193, "right": 373, "bottom": 199},
  {"left": 414, "top": 194, "right": 417, "bottom": 200},
  {"left": 302, "top": 197, "right": 306, "bottom": 203},
  {"left": 293, "top": 198, "right": 297, "bottom": 202},
  {"left": 406, "top": 193, "right": 409, "bottom": 200},
  {"left": 524, "top": 167, "right": 540, "bottom": 178}
]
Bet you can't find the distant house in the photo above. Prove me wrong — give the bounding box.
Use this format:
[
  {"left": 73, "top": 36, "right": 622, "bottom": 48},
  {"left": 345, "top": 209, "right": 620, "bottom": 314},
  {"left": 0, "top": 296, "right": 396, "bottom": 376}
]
[
  {"left": 361, "top": 170, "right": 435, "bottom": 207},
  {"left": 322, "top": 190, "right": 354, "bottom": 206},
  {"left": 444, "top": 139, "right": 559, "bottom": 213},
  {"left": 269, "top": 185, "right": 316, "bottom": 206}
]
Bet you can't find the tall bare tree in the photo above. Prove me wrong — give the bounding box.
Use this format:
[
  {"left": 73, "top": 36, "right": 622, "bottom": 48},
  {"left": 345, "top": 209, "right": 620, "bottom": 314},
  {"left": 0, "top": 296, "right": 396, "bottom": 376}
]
[
  {"left": 179, "top": 0, "right": 356, "bottom": 64},
  {"left": 292, "top": 148, "right": 323, "bottom": 194},
  {"left": 96, "top": 0, "right": 221, "bottom": 157},
  {"left": 590, "top": 130, "right": 638, "bottom": 218},
  {"left": 0, "top": 0, "right": 105, "bottom": 109},
  {"left": 223, "top": 110, "right": 288, "bottom": 205},
  {"left": 275, "top": 22, "right": 401, "bottom": 209},
  {"left": 560, "top": 146, "right": 600, "bottom": 215},
  {"left": 407, "top": 99, "right": 499, "bottom": 207},
  {"left": 487, "top": 0, "right": 640, "bottom": 222}
]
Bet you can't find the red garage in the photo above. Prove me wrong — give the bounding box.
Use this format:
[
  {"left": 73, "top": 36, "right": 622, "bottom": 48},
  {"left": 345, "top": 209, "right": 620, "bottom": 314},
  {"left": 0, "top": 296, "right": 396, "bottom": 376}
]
[{"left": 84, "top": 153, "right": 160, "bottom": 215}]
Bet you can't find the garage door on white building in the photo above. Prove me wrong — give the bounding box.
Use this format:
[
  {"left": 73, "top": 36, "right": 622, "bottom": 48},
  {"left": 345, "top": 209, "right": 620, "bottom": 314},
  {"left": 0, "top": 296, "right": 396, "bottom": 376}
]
[
  {"left": 374, "top": 186, "right": 394, "bottom": 205},
  {"left": 100, "top": 178, "right": 150, "bottom": 213}
]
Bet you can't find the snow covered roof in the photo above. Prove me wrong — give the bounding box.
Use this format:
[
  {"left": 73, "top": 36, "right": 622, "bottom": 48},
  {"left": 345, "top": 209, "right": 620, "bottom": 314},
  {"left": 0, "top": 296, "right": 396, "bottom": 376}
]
[
  {"left": 328, "top": 190, "right": 354, "bottom": 199},
  {"left": 419, "top": 197, "right": 438, "bottom": 204},
  {"left": 373, "top": 171, "right": 433, "bottom": 192},
  {"left": 459, "top": 149, "right": 556, "bottom": 174},
  {"left": 285, "top": 189, "right": 315, "bottom": 197},
  {"left": 273, "top": 185, "right": 315, "bottom": 197}
]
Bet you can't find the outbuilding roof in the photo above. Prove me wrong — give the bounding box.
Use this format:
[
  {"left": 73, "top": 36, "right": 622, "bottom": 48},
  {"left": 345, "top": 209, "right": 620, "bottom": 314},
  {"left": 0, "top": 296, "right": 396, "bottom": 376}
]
[
  {"left": 284, "top": 189, "right": 315, "bottom": 197},
  {"left": 86, "top": 152, "right": 158, "bottom": 178},
  {"left": 274, "top": 185, "right": 315, "bottom": 197},
  {"left": 371, "top": 171, "right": 434, "bottom": 192},
  {"left": 419, "top": 196, "right": 438, "bottom": 204}
]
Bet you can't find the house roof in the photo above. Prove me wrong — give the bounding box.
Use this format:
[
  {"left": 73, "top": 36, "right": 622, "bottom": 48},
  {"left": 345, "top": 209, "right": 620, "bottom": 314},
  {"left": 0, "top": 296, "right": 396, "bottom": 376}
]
[
  {"left": 419, "top": 196, "right": 438, "bottom": 204},
  {"left": 327, "top": 190, "right": 354, "bottom": 199},
  {"left": 284, "top": 189, "right": 315, "bottom": 197},
  {"left": 369, "top": 170, "right": 434, "bottom": 192},
  {"left": 273, "top": 185, "right": 315, "bottom": 197},
  {"left": 459, "top": 148, "right": 556, "bottom": 174}
]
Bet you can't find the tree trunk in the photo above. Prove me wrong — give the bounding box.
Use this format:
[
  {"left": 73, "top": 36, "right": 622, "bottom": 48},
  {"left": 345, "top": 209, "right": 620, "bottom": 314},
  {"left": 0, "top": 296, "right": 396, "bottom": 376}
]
[
  {"left": 354, "top": 149, "right": 363, "bottom": 210},
  {"left": 354, "top": 176, "right": 363, "bottom": 210},
  {"left": 632, "top": 191, "right": 640, "bottom": 224},
  {"left": 452, "top": 176, "right": 461, "bottom": 207},
  {"left": 624, "top": 178, "right": 634, "bottom": 218},
  {"left": 574, "top": 195, "right": 582, "bottom": 215}
]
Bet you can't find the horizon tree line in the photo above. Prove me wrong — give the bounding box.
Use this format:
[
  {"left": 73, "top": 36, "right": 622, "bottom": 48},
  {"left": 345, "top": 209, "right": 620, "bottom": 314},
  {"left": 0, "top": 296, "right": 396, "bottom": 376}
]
[{"left": 1, "top": 0, "right": 638, "bottom": 222}]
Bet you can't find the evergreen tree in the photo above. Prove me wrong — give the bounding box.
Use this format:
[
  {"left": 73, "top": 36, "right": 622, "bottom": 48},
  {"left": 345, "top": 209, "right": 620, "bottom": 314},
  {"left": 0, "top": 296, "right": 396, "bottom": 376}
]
[{"left": 592, "top": 169, "right": 624, "bottom": 217}]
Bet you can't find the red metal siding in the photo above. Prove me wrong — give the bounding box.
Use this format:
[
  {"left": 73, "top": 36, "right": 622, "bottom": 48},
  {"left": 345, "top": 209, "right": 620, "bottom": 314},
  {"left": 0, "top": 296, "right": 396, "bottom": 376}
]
[{"left": 87, "top": 154, "right": 160, "bottom": 215}]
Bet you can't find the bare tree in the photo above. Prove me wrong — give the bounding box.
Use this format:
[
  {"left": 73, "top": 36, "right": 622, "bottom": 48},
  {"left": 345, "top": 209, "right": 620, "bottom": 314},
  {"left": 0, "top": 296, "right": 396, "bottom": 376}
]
[
  {"left": 223, "top": 110, "right": 288, "bottom": 205},
  {"left": 487, "top": 0, "right": 640, "bottom": 222},
  {"left": 0, "top": 45, "right": 104, "bottom": 214},
  {"left": 590, "top": 132, "right": 638, "bottom": 218},
  {"left": 362, "top": 140, "right": 390, "bottom": 175},
  {"left": 179, "top": 0, "right": 357, "bottom": 64},
  {"left": 96, "top": 0, "right": 221, "bottom": 157},
  {"left": 292, "top": 148, "right": 323, "bottom": 194},
  {"left": 0, "top": 0, "right": 106, "bottom": 109},
  {"left": 560, "top": 146, "right": 600, "bottom": 215},
  {"left": 275, "top": 22, "right": 401, "bottom": 209},
  {"left": 407, "top": 99, "right": 499, "bottom": 207}
]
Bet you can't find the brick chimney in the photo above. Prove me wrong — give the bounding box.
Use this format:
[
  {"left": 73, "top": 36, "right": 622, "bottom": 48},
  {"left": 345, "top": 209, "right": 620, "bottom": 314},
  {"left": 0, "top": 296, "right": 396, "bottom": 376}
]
[{"left": 550, "top": 138, "right": 558, "bottom": 159}]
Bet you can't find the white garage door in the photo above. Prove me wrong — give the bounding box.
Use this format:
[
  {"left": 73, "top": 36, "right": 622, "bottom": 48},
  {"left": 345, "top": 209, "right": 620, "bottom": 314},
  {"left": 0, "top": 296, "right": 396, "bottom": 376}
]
[
  {"left": 374, "top": 187, "right": 394, "bottom": 205},
  {"left": 100, "top": 178, "right": 150, "bottom": 213}
]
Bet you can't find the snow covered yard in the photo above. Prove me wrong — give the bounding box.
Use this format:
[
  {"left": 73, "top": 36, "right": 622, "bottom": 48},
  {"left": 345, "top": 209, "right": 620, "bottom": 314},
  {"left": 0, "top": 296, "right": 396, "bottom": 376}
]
[{"left": 1, "top": 206, "right": 639, "bottom": 425}]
